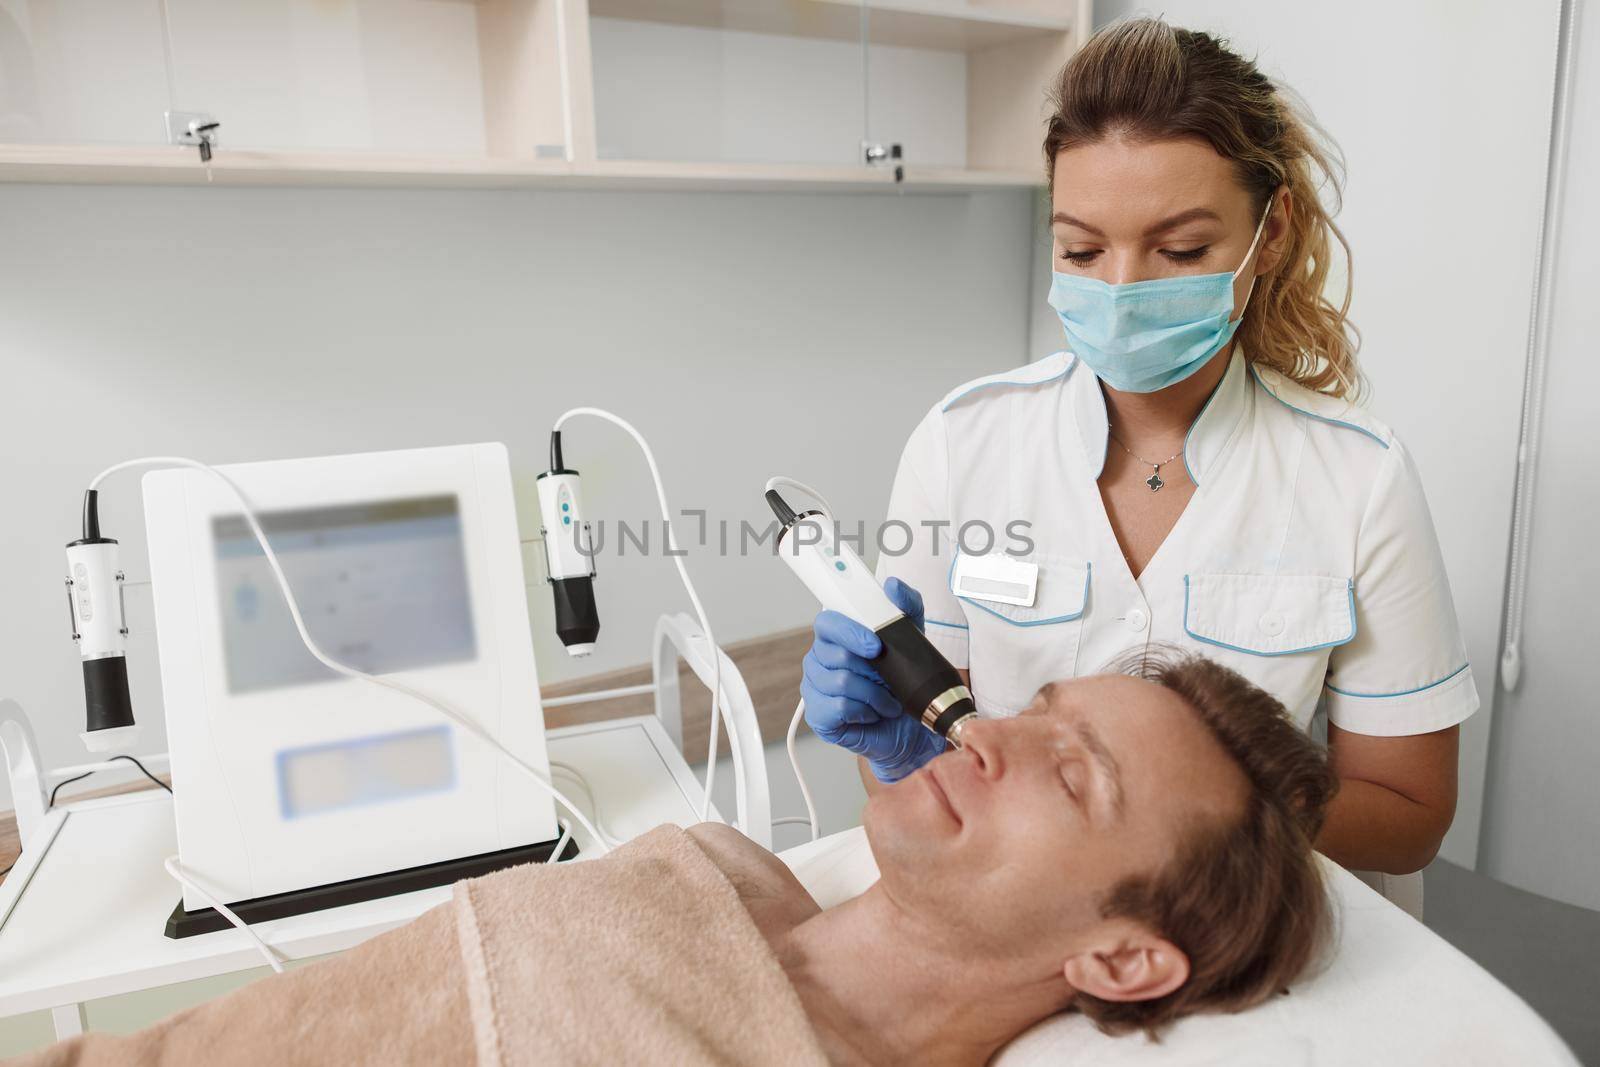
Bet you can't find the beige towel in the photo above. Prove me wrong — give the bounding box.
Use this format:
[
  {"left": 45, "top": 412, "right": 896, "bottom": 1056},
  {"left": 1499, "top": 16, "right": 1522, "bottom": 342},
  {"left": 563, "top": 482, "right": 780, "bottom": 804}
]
[
  {"left": 456, "top": 824, "right": 828, "bottom": 1066},
  {"left": 11, "top": 825, "right": 828, "bottom": 1067}
]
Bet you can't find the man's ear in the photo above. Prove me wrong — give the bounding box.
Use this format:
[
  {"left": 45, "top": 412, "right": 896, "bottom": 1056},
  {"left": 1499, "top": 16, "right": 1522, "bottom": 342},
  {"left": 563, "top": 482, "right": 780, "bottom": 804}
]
[{"left": 1062, "top": 927, "right": 1190, "bottom": 1004}]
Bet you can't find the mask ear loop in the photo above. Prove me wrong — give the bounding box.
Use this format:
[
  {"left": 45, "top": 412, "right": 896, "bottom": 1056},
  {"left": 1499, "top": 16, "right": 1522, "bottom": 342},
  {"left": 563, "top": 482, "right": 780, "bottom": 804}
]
[{"left": 1229, "top": 191, "right": 1279, "bottom": 320}]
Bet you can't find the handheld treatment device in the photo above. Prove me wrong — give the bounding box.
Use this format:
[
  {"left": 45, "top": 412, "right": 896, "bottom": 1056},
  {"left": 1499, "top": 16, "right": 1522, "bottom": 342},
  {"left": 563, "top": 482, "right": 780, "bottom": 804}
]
[
  {"left": 65, "top": 490, "right": 139, "bottom": 752},
  {"left": 537, "top": 431, "right": 599, "bottom": 656},
  {"left": 765, "top": 489, "right": 977, "bottom": 747}
]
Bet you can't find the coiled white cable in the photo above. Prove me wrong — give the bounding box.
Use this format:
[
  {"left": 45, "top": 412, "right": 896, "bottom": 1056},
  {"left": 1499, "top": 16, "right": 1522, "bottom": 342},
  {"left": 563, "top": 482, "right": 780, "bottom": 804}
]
[
  {"left": 92, "top": 457, "right": 614, "bottom": 971},
  {"left": 766, "top": 476, "right": 838, "bottom": 843},
  {"left": 553, "top": 409, "right": 731, "bottom": 823}
]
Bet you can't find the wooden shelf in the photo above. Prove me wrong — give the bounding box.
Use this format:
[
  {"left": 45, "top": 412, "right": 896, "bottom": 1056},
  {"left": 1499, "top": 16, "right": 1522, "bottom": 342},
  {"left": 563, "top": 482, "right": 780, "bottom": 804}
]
[
  {"left": 0, "top": 143, "right": 1043, "bottom": 192},
  {"left": 590, "top": 0, "right": 1074, "bottom": 51}
]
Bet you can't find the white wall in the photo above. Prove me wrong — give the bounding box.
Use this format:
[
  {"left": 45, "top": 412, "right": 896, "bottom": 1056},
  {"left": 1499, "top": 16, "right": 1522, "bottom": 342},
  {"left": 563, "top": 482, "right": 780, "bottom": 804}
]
[
  {"left": 0, "top": 181, "right": 1036, "bottom": 806},
  {"left": 1478, "top": 1, "right": 1600, "bottom": 911},
  {"left": 1087, "top": 1, "right": 1561, "bottom": 868}
]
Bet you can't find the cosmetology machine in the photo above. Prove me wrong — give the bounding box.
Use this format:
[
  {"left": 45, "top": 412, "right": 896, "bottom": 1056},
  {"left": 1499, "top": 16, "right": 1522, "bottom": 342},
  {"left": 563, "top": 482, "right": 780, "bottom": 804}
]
[
  {"left": 139, "top": 444, "right": 564, "bottom": 932},
  {"left": 14, "top": 426, "right": 769, "bottom": 953},
  {"left": 12, "top": 423, "right": 960, "bottom": 960}
]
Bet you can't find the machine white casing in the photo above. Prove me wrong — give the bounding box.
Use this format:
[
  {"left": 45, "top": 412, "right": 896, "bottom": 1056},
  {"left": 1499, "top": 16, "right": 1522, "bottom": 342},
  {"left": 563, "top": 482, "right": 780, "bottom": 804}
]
[
  {"left": 776, "top": 514, "right": 900, "bottom": 630},
  {"left": 143, "top": 443, "right": 558, "bottom": 910}
]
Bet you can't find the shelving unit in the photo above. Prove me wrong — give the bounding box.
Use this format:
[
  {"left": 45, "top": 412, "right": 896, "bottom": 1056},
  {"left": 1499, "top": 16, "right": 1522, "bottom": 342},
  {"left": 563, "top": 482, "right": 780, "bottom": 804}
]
[{"left": 0, "top": 0, "right": 1088, "bottom": 191}]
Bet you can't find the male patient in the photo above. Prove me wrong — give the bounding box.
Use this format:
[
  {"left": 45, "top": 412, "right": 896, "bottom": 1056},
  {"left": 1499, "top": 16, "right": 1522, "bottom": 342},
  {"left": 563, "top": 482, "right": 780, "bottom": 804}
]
[{"left": 19, "top": 651, "right": 1336, "bottom": 1066}]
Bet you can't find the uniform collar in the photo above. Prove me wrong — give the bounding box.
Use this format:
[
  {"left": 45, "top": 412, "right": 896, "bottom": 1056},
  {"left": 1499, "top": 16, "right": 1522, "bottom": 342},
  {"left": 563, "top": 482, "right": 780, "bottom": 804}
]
[{"left": 1070, "top": 348, "right": 1251, "bottom": 485}]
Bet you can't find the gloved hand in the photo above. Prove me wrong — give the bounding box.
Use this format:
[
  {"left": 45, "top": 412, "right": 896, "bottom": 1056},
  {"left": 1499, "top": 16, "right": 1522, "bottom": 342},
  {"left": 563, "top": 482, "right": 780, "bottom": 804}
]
[{"left": 801, "top": 577, "right": 947, "bottom": 782}]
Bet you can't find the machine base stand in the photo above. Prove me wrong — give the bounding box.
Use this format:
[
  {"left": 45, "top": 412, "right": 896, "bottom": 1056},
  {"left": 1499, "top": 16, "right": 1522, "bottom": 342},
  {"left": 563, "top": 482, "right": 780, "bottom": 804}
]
[{"left": 164, "top": 836, "right": 580, "bottom": 939}]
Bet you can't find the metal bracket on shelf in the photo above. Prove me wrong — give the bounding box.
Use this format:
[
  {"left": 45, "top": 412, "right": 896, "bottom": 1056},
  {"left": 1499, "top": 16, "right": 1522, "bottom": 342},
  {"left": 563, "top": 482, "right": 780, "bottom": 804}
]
[{"left": 863, "top": 141, "right": 904, "bottom": 183}]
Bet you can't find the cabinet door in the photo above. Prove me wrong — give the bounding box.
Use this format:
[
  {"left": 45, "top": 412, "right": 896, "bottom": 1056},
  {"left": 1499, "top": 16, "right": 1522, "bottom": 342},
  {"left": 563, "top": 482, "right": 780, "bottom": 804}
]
[
  {"left": 588, "top": 0, "right": 874, "bottom": 166},
  {"left": 0, "top": 0, "right": 173, "bottom": 146},
  {"left": 859, "top": 0, "right": 1080, "bottom": 175},
  {"left": 160, "top": 0, "right": 492, "bottom": 156}
]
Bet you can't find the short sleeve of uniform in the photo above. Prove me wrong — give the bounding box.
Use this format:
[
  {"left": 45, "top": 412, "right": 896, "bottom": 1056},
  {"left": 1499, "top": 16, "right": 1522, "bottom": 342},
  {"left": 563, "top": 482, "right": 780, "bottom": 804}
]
[
  {"left": 874, "top": 405, "right": 969, "bottom": 669},
  {"left": 1325, "top": 438, "right": 1479, "bottom": 736}
]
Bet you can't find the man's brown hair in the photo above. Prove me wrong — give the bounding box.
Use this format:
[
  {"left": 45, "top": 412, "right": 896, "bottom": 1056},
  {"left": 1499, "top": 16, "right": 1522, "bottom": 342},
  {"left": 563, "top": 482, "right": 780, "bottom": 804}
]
[{"left": 1076, "top": 649, "right": 1339, "bottom": 1035}]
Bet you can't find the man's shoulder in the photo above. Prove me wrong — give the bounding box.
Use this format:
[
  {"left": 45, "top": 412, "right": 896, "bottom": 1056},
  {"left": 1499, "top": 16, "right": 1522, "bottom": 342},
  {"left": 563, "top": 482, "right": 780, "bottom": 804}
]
[{"left": 688, "top": 823, "right": 821, "bottom": 938}]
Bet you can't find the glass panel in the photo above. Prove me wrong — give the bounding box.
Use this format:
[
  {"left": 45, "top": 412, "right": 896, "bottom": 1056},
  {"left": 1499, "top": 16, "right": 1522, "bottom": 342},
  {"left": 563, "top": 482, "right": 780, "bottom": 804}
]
[
  {"left": 862, "top": 3, "right": 971, "bottom": 171},
  {"left": 163, "top": 0, "right": 489, "bottom": 155},
  {"left": 589, "top": 0, "right": 870, "bottom": 166},
  {"left": 0, "top": 0, "right": 173, "bottom": 146}
]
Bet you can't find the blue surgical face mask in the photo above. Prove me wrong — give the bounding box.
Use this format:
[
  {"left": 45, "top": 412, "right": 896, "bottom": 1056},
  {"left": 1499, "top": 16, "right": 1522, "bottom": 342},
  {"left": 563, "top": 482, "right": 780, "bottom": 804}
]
[{"left": 1047, "top": 202, "right": 1272, "bottom": 394}]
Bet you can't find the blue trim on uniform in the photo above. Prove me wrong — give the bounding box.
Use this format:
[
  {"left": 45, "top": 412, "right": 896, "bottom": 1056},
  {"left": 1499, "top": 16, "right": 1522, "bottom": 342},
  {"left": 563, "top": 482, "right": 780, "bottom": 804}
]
[
  {"left": 951, "top": 554, "right": 1091, "bottom": 627},
  {"left": 1249, "top": 366, "right": 1390, "bottom": 449},
  {"left": 1181, "top": 360, "right": 1236, "bottom": 486},
  {"left": 1326, "top": 662, "right": 1470, "bottom": 699},
  {"left": 940, "top": 356, "right": 1072, "bottom": 412},
  {"left": 1181, "top": 574, "right": 1357, "bottom": 657},
  {"left": 926, "top": 618, "right": 970, "bottom": 631}
]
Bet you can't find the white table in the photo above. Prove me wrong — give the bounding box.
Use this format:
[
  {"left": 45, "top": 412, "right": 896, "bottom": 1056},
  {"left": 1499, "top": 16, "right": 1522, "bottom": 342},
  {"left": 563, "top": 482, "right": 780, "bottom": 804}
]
[{"left": 0, "top": 716, "right": 708, "bottom": 1040}]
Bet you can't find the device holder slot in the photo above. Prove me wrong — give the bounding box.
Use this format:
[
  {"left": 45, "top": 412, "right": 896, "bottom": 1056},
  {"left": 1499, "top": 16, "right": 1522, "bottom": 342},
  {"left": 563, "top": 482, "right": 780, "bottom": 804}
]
[{"left": 536, "top": 520, "right": 598, "bottom": 584}]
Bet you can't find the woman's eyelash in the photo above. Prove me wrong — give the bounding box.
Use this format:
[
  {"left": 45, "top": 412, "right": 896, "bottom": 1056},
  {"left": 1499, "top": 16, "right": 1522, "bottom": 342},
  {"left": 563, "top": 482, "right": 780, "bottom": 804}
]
[{"left": 1057, "top": 246, "right": 1212, "bottom": 264}]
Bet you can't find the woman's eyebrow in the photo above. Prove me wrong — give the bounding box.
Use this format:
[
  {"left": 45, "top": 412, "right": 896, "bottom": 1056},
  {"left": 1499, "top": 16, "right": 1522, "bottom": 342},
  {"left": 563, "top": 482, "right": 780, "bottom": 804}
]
[
  {"left": 1142, "top": 207, "right": 1223, "bottom": 235},
  {"left": 1048, "top": 207, "right": 1224, "bottom": 238},
  {"left": 1049, "top": 212, "right": 1104, "bottom": 235}
]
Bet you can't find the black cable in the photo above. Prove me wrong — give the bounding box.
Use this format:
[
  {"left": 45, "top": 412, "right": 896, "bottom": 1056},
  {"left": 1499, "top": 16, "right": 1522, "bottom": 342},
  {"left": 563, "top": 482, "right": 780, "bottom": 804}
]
[
  {"left": 46, "top": 753, "right": 171, "bottom": 809},
  {"left": 47, "top": 771, "right": 92, "bottom": 808},
  {"left": 110, "top": 753, "right": 172, "bottom": 794}
]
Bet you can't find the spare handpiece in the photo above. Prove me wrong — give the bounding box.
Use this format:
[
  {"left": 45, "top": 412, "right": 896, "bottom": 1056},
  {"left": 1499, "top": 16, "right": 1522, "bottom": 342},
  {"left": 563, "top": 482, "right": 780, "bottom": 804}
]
[
  {"left": 537, "top": 431, "right": 600, "bottom": 656},
  {"left": 766, "top": 489, "right": 977, "bottom": 747},
  {"left": 65, "top": 490, "right": 140, "bottom": 752}
]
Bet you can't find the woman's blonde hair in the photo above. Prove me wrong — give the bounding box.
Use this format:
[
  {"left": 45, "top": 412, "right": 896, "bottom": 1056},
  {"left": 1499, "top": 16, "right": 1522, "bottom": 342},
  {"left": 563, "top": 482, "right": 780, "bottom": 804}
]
[{"left": 1044, "top": 18, "right": 1362, "bottom": 399}]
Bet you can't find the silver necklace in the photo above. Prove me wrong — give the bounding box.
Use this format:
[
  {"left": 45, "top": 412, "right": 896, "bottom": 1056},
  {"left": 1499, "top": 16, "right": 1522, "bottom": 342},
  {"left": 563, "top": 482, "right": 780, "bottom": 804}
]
[{"left": 1109, "top": 432, "right": 1183, "bottom": 492}]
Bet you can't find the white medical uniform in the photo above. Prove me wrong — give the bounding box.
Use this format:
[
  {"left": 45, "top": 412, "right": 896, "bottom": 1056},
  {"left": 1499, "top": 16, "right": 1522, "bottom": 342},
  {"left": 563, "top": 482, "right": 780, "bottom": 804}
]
[{"left": 875, "top": 348, "right": 1479, "bottom": 736}]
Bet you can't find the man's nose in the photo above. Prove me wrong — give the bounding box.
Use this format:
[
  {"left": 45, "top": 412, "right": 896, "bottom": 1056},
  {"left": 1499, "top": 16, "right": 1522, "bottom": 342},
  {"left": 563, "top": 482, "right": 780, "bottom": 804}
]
[{"left": 954, "top": 717, "right": 1004, "bottom": 780}]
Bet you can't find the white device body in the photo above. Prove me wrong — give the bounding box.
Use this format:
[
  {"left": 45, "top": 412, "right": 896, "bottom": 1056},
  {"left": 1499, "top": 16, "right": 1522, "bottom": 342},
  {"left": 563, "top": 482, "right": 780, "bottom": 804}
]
[
  {"left": 143, "top": 443, "right": 557, "bottom": 909},
  {"left": 64, "top": 540, "right": 141, "bottom": 752},
  {"left": 536, "top": 471, "right": 591, "bottom": 581},
  {"left": 776, "top": 514, "right": 900, "bottom": 630},
  {"left": 65, "top": 541, "right": 126, "bottom": 660}
]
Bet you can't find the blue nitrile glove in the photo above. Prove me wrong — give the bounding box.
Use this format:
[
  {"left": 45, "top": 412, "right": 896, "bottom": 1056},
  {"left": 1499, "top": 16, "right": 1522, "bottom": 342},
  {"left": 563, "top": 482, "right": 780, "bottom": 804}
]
[{"left": 801, "top": 577, "right": 948, "bottom": 783}]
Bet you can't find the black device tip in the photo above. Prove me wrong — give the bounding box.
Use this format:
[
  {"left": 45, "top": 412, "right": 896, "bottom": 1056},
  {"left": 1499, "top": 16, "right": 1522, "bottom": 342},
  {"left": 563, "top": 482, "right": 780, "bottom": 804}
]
[
  {"left": 550, "top": 431, "right": 565, "bottom": 475},
  {"left": 82, "top": 489, "right": 102, "bottom": 541},
  {"left": 765, "top": 489, "right": 798, "bottom": 527}
]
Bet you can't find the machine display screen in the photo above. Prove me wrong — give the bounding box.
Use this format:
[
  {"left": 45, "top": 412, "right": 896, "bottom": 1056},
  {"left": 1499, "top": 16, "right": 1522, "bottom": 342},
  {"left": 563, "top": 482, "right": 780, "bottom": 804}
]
[{"left": 213, "top": 495, "right": 478, "bottom": 693}]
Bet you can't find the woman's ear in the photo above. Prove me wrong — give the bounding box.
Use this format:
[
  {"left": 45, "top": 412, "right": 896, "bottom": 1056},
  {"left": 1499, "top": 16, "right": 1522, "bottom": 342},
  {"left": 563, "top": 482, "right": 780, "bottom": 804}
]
[
  {"left": 1257, "top": 186, "right": 1294, "bottom": 276},
  {"left": 1062, "top": 927, "right": 1191, "bottom": 1003}
]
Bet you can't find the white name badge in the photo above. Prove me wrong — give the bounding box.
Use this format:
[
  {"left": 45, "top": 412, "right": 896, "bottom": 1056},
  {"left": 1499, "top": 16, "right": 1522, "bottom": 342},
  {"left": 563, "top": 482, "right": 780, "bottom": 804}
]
[{"left": 952, "top": 553, "right": 1039, "bottom": 608}]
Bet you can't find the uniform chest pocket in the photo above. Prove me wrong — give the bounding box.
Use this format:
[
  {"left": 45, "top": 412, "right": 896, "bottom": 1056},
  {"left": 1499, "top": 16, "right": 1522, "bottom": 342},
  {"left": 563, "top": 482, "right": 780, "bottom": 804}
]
[
  {"left": 1183, "top": 573, "right": 1355, "bottom": 656},
  {"left": 952, "top": 550, "right": 1090, "bottom": 716}
]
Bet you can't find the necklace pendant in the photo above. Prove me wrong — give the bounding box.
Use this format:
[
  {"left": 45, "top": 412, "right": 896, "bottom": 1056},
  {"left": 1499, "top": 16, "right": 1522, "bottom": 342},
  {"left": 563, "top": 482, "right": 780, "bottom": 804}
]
[{"left": 1146, "top": 468, "right": 1165, "bottom": 492}]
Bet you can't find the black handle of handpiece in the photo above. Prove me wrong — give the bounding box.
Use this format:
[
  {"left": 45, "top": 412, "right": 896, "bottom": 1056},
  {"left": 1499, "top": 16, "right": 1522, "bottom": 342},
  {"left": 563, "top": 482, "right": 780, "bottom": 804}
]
[{"left": 873, "top": 617, "right": 976, "bottom": 738}]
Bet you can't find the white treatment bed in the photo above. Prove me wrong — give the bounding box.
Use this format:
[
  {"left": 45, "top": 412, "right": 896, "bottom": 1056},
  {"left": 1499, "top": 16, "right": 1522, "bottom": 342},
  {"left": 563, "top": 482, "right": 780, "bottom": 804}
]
[{"left": 778, "top": 828, "right": 1578, "bottom": 1066}]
